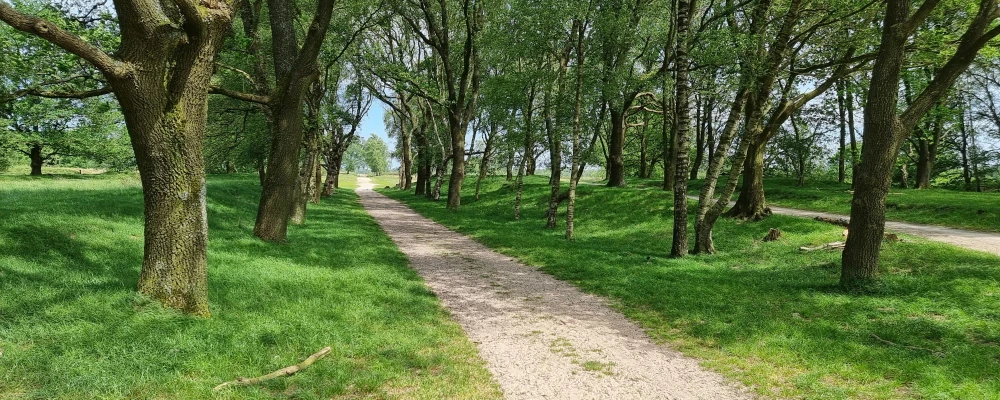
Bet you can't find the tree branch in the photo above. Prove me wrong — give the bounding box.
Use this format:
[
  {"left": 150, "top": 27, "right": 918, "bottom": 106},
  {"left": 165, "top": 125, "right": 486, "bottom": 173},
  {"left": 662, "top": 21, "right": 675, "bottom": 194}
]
[
  {"left": 210, "top": 85, "right": 272, "bottom": 105},
  {"left": 0, "top": 2, "right": 129, "bottom": 79}
]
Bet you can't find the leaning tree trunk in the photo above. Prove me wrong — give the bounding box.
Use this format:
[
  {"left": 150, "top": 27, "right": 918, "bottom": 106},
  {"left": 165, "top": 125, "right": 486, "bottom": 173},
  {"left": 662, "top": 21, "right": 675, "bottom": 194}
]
[{"left": 29, "top": 144, "right": 43, "bottom": 175}]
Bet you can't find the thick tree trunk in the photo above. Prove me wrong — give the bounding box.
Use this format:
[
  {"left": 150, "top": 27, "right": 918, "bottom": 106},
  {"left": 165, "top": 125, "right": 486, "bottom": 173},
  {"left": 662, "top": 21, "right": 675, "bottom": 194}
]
[
  {"left": 29, "top": 144, "right": 43, "bottom": 175},
  {"left": 255, "top": 96, "right": 308, "bottom": 241},
  {"left": 117, "top": 50, "right": 222, "bottom": 317},
  {"left": 607, "top": 107, "right": 627, "bottom": 187},
  {"left": 321, "top": 161, "right": 339, "bottom": 197},
  {"left": 727, "top": 138, "right": 770, "bottom": 220}
]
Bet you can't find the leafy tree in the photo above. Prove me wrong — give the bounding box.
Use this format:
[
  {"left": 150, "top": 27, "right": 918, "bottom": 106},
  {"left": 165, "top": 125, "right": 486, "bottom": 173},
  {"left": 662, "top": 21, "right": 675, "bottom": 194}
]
[
  {"left": 363, "top": 135, "right": 390, "bottom": 176},
  {"left": 343, "top": 137, "right": 366, "bottom": 174}
]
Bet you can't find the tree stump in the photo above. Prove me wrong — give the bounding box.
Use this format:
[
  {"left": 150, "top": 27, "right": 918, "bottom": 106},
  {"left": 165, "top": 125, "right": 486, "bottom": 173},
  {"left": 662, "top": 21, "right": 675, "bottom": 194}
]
[{"left": 763, "top": 228, "right": 782, "bottom": 242}]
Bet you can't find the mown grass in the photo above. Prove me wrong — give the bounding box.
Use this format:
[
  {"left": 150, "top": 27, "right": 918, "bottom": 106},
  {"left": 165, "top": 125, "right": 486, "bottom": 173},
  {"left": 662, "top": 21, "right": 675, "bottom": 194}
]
[
  {"left": 382, "top": 175, "right": 1000, "bottom": 400},
  {"left": 687, "top": 177, "right": 1000, "bottom": 233},
  {"left": 0, "top": 172, "right": 500, "bottom": 399}
]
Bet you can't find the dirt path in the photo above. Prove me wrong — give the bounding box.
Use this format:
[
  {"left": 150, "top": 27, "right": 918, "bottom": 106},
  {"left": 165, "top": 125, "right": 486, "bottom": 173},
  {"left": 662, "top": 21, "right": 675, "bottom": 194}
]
[
  {"left": 682, "top": 195, "right": 1000, "bottom": 256},
  {"left": 356, "top": 178, "right": 750, "bottom": 400},
  {"left": 767, "top": 205, "right": 1000, "bottom": 256}
]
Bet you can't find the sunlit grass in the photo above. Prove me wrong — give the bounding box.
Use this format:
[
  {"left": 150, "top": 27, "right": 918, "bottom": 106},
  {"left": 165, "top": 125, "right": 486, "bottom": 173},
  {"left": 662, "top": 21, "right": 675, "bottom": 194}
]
[
  {"left": 0, "top": 173, "right": 500, "bottom": 399},
  {"left": 382, "top": 175, "right": 1000, "bottom": 400}
]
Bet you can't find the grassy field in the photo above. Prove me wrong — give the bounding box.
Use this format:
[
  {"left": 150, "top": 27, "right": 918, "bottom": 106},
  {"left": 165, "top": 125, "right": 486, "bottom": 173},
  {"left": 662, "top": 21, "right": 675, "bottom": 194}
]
[
  {"left": 684, "top": 178, "right": 1000, "bottom": 233},
  {"left": 382, "top": 175, "right": 1000, "bottom": 400},
  {"left": 0, "top": 172, "right": 500, "bottom": 399}
]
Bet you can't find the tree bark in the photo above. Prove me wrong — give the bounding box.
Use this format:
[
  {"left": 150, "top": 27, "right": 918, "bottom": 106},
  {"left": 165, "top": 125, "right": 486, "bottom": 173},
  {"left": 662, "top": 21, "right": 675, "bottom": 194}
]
[
  {"left": 670, "top": 0, "right": 695, "bottom": 257},
  {"left": 607, "top": 107, "right": 627, "bottom": 187},
  {"left": 29, "top": 144, "right": 43, "bottom": 175}
]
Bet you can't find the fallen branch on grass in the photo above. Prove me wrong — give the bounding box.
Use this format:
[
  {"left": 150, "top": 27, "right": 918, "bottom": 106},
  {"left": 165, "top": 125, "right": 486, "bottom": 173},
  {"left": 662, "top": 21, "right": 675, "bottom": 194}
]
[
  {"left": 213, "top": 346, "right": 332, "bottom": 391},
  {"left": 871, "top": 334, "right": 943, "bottom": 357}
]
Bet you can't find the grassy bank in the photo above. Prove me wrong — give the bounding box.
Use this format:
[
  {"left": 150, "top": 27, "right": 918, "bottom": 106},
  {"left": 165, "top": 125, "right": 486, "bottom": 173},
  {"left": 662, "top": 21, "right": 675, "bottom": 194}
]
[
  {"left": 0, "top": 173, "right": 499, "bottom": 399},
  {"left": 382, "top": 175, "right": 1000, "bottom": 399}
]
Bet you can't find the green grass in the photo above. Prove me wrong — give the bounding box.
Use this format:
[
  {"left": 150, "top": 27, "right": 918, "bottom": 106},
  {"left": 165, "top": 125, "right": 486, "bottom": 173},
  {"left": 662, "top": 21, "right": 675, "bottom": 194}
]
[
  {"left": 0, "top": 172, "right": 500, "bottom": 399},
  {"left": 689, "top": 177, "right": 1000, "bottom": 233},
  {"left": 381, "top": 175, "right": 1000, "bottom": 399}
]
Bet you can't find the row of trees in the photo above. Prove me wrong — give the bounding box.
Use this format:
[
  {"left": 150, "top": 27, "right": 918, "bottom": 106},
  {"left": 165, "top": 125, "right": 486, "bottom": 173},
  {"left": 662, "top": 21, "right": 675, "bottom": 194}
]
[
  {"left": 3, "top": 0, "right": 1000, "bottom": 315},
  {"left": 353, "top": 0, "right": 1000, "bottom": 288}
]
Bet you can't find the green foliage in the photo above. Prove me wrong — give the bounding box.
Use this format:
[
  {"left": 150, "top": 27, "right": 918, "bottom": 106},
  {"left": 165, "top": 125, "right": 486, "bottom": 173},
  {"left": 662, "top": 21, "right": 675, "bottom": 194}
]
[
  {"left": 0, "top": 174, "right": 500, "bottom": 399},
  {"left": 383, "top": 175, "right": 1000, "bottom": 399}
]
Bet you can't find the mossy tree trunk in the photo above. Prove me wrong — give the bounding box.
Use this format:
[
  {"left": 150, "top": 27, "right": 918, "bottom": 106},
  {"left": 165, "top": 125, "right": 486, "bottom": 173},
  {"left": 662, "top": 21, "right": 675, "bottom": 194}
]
[{"left": 0, "top": 0, "right": 240, "bottom": 316}]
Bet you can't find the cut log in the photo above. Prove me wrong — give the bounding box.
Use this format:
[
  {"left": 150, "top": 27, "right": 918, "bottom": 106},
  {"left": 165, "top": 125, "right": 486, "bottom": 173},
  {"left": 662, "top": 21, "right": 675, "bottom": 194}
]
[
  {"left": 799, "top": 241, "right": 846, "bottom": 252},
  {"left": 213, "top": 346, "right": 332, "bottom": 391},
  {"left": 763, "top": 228, "right": 782, "bottom": 242},
  {"left": 814, "top": 216, "right": 850, "bottom": 227}
]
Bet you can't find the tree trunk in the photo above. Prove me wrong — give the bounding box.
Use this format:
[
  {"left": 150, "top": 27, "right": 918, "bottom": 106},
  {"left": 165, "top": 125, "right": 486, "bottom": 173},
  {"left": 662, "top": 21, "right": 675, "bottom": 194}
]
[
  {"left": 475, "top": 125, "right": 496, "bottom": 200},
  {"left": 837, "top": 79, "right": 847, "bottom": 183},
  {"left": 29, "top": 144, "right": 43, "bottom": 176},
  {"left": 847, "top": 80, "right": 860, "bottom": 188},
  {"left": 505, "top": 149, "right": 514, "bottom": 181},
  {"left": 291, "top": 122, "right": 321, "bottom": 225},
  {"left": 401, "top": 126, "right": 413, "bottom": 190},
  {"left": 670, "top": 0, "right": 694, "bottom": 257},
  {"left": 119, "top": 47, "right": 223, "bottom": 317},
  {"left": 446, "top": 115, "right": 467, "bottom": 208},
  {"left": 960, "top": 106, "right": 973, "bottom": 191},
  {"left": 727, "top": 138, "right": 770, "bottom": 220},
  {"left": 690, "top": 98, "right": 707, "bottom": 180},
  {"left": 253, "top": 0, "right": 334, "bottom": 241},
  {"left": 256, "top": 96, "right": 308, "bottom": 240},
  {"left": 607, "top": 107, "right": 627, "bottom": 187},
  {"left": 321, "top": 161, "right": 339, "bottom": 196}
]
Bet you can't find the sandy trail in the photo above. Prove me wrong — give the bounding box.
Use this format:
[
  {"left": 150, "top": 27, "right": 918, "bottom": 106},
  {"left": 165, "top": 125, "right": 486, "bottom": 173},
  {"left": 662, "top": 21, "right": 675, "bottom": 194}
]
[
  {"left": 682, "top": 194, "right": 1000, "bottom": 257},
  {"left": 768, "top": 205, "right": 1000, "bottom": 256},
  {"left": 355, "top": 177, "right": 750, "bottom": 400}
]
